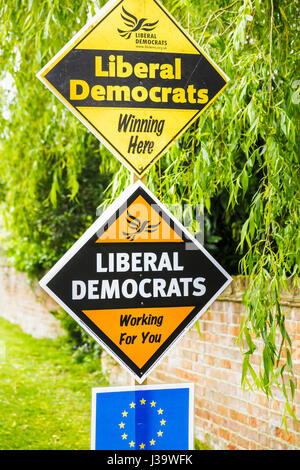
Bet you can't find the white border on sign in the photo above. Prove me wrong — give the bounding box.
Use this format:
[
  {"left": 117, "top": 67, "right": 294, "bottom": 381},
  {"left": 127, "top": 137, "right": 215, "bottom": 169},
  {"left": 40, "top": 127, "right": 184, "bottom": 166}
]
[
  {"left": 90, "top": 382, "right": 194, "bottom": 450},
  {"left": 39, "top": 181, "right": 232, "bottom": 383}
]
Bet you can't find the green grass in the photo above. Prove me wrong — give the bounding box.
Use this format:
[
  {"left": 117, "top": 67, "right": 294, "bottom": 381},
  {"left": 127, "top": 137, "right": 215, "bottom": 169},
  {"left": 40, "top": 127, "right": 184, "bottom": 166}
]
[
  {"left": 0, "top": 317, "right": 108, "bottom": 450},
  {"left": 0, "top": 317, "right": 212, "bottom": 450},
  {"left": 194, "top": 437, "right": 212, "bottom": 451}
]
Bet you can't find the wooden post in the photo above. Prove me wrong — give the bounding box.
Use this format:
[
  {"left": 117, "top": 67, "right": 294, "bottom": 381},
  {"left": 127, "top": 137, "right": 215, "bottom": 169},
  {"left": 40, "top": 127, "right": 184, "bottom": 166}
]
[
  {"left": 131, "top": 172, "right": 146, "bottom": 185},
  {"left": 135, "top": 379, "right": 147, "bottom": 385},
  {"left": 132, "top": 170, "right": 146, "bottom": 387}
]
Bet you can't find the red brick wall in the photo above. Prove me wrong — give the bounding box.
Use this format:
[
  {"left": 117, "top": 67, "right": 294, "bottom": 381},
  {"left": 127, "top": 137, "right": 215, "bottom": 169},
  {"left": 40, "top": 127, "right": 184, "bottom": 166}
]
[
  {"left": 103, "top": 278, "right": 300, "bottom": 450},
  {"left": 0, "top": 258, "right": 63, "bottom": 339},
  {"left": 1, "top": 257, "right": 299, "bottom": 450}
]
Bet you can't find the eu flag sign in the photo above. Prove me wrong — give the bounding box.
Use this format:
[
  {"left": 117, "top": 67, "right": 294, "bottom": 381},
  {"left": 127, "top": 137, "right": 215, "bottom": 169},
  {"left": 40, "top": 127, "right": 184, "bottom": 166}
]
[{"left": 91, "top": 384, "right": 194, "bottom": 450}]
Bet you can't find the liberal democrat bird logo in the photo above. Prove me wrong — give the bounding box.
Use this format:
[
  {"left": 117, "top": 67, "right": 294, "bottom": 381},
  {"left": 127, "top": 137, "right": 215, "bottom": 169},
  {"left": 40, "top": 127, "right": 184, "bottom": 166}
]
[
  {"left": 118, "top": 6, "right": 159, "bottom": 39},
  {"left": 123, "top": 211, "right": 160, "bottom": 241}
]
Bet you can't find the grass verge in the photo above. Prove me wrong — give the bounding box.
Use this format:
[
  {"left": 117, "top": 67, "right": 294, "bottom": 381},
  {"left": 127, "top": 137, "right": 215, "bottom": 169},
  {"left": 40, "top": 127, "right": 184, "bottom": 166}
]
[
  {"left": 0, "top": 317, "right": 108, "bottom": 450},
  {"left": 0, "top": 317, "right": 212, "bottom": 450}
]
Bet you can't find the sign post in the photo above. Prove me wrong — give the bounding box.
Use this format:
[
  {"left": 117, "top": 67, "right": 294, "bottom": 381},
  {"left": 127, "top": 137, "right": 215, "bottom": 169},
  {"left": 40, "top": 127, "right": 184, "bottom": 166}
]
[{"left": 38, "top": 0, "right": 231, "bottom": 450}]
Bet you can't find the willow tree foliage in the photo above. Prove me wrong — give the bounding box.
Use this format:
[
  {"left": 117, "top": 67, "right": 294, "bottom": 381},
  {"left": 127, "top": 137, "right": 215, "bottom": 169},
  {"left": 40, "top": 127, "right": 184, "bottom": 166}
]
[{"left": 0, "top": 0, "right": 299, "bottom": 423}]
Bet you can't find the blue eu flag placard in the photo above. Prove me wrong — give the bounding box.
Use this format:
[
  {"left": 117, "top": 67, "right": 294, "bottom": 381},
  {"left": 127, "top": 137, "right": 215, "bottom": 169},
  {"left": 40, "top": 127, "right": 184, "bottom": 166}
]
[{"left": 91, "top": 384, "right": 194, "bottom": 450}]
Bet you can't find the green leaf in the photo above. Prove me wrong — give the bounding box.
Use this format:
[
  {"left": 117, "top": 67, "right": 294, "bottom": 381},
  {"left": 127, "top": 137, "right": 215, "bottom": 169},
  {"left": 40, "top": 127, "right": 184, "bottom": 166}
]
[
  {"left": 241, "top": 354, "right": 249, "bottom": 386},
  {"left": 286, "top": 348, "right": 293, "bottom": 374},
  {"left": 244, "top": 327, "right": 256, "bottom": 354}
]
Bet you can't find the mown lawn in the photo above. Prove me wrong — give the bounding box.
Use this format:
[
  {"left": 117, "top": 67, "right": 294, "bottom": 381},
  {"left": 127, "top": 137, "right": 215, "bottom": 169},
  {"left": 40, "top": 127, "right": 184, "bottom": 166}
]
[
  {"left": 0, "top": 317, "right": 108, "bottom": 450},
  {"left": 0, "top": 317, "right": 211, "bottom": 451}
]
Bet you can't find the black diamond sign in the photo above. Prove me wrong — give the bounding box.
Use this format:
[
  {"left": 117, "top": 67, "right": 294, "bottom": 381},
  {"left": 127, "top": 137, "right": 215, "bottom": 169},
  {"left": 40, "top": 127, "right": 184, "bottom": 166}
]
[{"left": 40, "top": 182, "right": 232, "bottom": 382}]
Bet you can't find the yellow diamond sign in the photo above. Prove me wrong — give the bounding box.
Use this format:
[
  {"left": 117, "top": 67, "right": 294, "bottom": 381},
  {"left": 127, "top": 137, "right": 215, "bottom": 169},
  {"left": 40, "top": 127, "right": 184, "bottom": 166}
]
[{"left": 37, "top": 0, "right": 229, "bottom": 178}]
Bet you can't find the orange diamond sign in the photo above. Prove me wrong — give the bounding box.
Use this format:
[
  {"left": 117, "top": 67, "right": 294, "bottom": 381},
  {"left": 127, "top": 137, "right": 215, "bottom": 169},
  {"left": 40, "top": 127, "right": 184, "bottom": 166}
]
[
  {"left": 37, "top": 0, "right": 229, "bottom": 178},
  {"left": 39, "top": 182, "right": 232, "bottom": 382}
]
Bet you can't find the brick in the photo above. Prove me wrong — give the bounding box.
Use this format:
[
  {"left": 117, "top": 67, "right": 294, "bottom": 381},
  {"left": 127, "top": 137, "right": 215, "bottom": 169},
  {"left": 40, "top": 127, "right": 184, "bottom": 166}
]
[
  {"left": 230, "top": 409, "right": 249, "bottom": 425},
  {"left": 235, "top": 435, "right": 252, "bottom": 450},
  {"left": 275, "top": 427, "right": 295, "bottom": 444},
  {"left": 0, "top": 263, "right": 63, "bottom": 339},
  {"left": 217, "top": 404, "right": 229, "bottom": 417},
  {"left": 219, "top": 427, "right": 231, "bottom": 442},
  {"left": 227, "top": 444, "right": 237, "bottom": 450},
  {"left": 258, "top": 394, "right": 270, "bottom": 407},
  {"left": 195, "top": 408, "right": 210, "bottom": 421},
  {"left": 229, "top": 325, "right": 240, "bottom": 336},
  {"left": 204, "top": 354, "right": 216, "bottom": 366},
  {"left": 249, "top": 416, "right": 257, "bottom": 427},
  {"left": 220, "top": 359, "right": 232, "bottom": 370}
]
